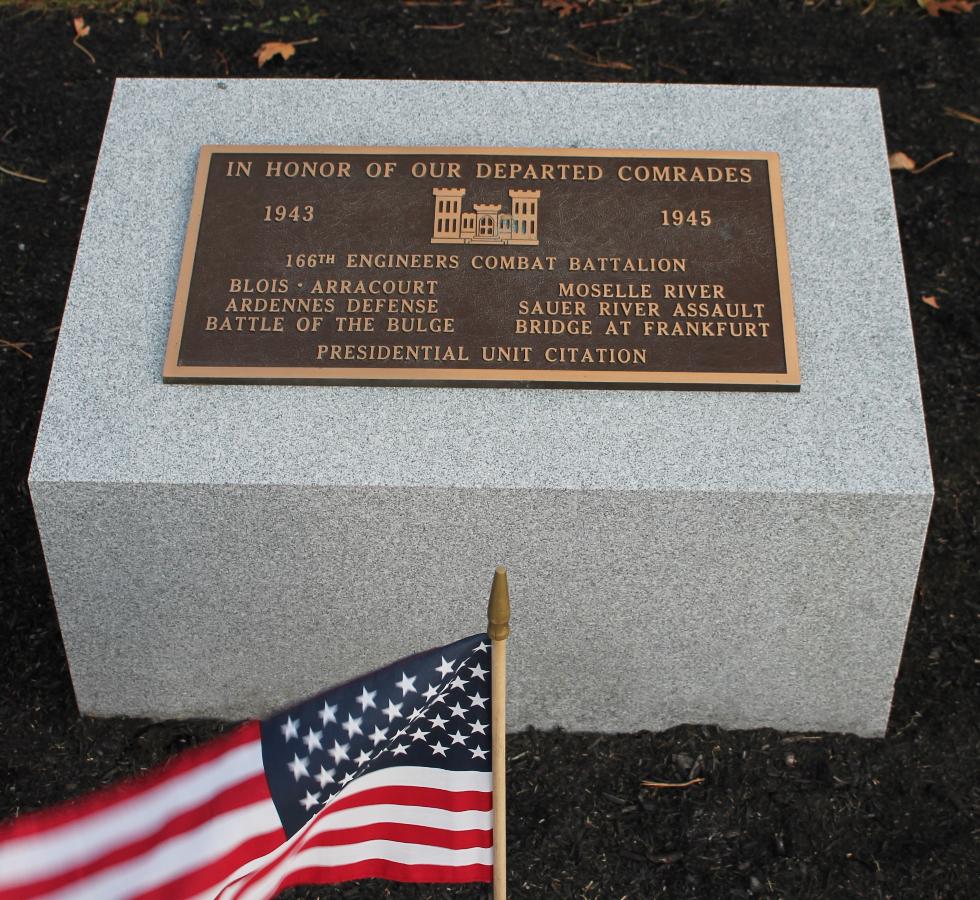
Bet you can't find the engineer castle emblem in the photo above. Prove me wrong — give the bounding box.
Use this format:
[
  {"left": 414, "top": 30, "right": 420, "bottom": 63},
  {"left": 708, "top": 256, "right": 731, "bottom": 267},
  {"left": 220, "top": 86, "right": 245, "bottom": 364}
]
[{"left": 430, "top": 187, "right": 540, "bottom": 246}]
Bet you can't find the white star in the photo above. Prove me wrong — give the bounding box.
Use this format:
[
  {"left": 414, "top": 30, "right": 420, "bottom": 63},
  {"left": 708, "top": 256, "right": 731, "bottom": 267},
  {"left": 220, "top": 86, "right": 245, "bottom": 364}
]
[
  {"left": 287, "top": 754, "right": 310, "bottom": 781},
  {"left": 355, "top": 749, "right": 372, "bottom": 767},
  {"left": 469, "top": 692, "right": 488, "bottom": 709},
  {"left": 396, "top": 672, "right": 417, "bottom": 696},
  {"left": 423, "top": 683, "right": 439, "bottom": 701},
  {"left": 410, "top": 727, "right": 429, "bottom": 742},
  {"left": 281, "top": 716, "right": 300, "bottom": 742},
  {"left": 449, "top": 730, "right": 467, "bottom": 746},
  {"left": 394, "top": 727, "right": 408, "bottom": 739},
  {"left": 436, "top": 656, "right": 456, "bottom": 677},
  {"left": 430, "top": 741, "right": 448, "bottom": 757},
  {"left": 450, "top": 676, "right": 466, "bottom": 691},
  {"left": 382, "top": 699, "right": 403, "bottom": 722},
  {"left": 299, "top": 790, "right": 321, "bottom": 811},
  {"left": 342, "top": 713, "right": 363, "bottom": 738},
  {"left": 430, "top": 691, "right": 448, "bottom": 706},
  {"left": 339, "top": 771, "right": 355, "bottom": 786},
  {"left": 369, "top": 726, "right": 388, "bottom": 746},
  {"left": 315, "top": 766, "right": 335, "bottom": 788},
  {"left": 470, "top": 746, "right": 488, "bottom": 760},
  {"left": 429, "top": 713, "right": 448, "bottom": 730},
  {"left": 470, "top": 720, "right": 488, "bottom": 736},
  {"left": 328, "top": 740, "right": 350, "bottom": 764},
  {"left": 449, "top": 702, "right": 467, "bottom": 718},
  {"left": 474, "top": 640, "right": 490, "bottom": 653},
  {"left": 302, "top": 728, "right": 323, "bottom": 752},
  {"left": 469, "top": 662, "right": 488, "bottom": 680},
  {"left": 391, "top": 743, "right": 409, "bottom": 757},
  {"left": 318, "top": 702, "right": 338, "bottom": 726},
  {"left": 408, "top": 706, "right": 425, "bottom": 722},
  {"left": 356, "top": 686, "right": 377, "bottom": 711}
]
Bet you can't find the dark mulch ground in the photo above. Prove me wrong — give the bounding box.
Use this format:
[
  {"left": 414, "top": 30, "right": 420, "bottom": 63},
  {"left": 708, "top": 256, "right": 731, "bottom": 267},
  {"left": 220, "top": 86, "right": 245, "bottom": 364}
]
[{"left": 1, "top": 1, "right": 978, "bottom": 897}]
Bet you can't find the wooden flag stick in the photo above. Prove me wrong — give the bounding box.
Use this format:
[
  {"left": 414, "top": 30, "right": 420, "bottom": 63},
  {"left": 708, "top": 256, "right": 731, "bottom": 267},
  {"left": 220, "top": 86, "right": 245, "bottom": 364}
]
[{"left": 488, "top": 566, "right": 510, "bottom": 900}]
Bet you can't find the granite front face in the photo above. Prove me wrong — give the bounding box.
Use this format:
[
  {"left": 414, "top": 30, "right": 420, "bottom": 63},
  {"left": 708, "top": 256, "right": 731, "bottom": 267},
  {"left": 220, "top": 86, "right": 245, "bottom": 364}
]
[{"left": 30, "top": 80, "right": 933, "bottom": 735}]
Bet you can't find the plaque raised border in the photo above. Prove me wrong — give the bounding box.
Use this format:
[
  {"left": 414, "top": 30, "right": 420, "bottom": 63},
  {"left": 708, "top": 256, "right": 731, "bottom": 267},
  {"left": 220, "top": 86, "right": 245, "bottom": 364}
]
[{"left": 163, "top": 146, "right": 799, "bottom": 390}]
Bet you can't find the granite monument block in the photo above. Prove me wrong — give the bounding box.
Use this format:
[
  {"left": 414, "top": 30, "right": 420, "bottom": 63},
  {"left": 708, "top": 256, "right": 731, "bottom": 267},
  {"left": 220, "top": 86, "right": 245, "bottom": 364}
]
[{"left": 29, "top": 79, "right": 932, "bottom": 736}]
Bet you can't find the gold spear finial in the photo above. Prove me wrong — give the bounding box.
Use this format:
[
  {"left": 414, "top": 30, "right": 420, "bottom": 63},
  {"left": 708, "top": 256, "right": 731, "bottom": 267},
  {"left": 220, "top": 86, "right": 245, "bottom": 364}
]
[{"left": 487, "top": 566, "right": 510, "bottom": 642}]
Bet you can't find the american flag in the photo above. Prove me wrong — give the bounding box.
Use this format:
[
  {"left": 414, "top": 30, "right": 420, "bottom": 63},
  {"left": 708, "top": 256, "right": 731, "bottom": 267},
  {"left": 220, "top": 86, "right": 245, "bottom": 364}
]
[{"left": 0, "top": 633, "right": 494, "bottom": 898}]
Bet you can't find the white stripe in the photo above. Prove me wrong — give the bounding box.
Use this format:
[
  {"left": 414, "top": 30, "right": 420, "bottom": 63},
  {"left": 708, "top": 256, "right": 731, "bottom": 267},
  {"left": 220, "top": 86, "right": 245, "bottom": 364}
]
[
  {"left": 316, "top": 803, "right": 491, "bottom": 833},
  {"left": 298, "top": 838, "right": 492, "bottom": 868},
  {"left": 209, "top": 767, "right": 491, "bottom": 900},
  {"left": 45, "top": 798, "right": 281, "bottom": 900},
  {"left": 0, "top": 739, "right": 265, "bottom": 888},
  {"left": 235, "top": 841, "right": 491, "bottom": 900}
]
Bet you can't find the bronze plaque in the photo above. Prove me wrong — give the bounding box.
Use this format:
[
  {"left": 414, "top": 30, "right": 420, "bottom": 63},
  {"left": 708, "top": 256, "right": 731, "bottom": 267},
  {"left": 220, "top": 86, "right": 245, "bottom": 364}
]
[{"left": 164, "top": 146, "right": 799, "bottom": 389}]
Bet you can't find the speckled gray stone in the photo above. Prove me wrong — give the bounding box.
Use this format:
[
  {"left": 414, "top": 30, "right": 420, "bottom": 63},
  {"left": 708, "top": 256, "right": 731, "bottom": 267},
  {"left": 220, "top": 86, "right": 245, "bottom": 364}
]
[{"left": 30, "top": 79, "right": 932, "bottom": 735}]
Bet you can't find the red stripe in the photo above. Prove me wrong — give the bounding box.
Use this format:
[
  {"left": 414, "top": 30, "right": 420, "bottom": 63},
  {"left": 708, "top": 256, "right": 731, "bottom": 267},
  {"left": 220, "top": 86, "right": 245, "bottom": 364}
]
[
  {"left": 301, "top": 822, "right": 492, "bottom": 851},
  {"left": 132, "top": 829, "right": 284, "bottom": 900},
  {"left": 219, "top": 786, "right": 492, "bottom": 896},
  {"left": 327, "top": 785, "right": 492, "bottom": 814},
  {"left": 275, "top": 860, "right": 493, "bottom": 887},
  {"left": 6, "top": 774, "right": 276, "bottom": 899},
  {"left": 0, "top": 723, "right": 260, "bottom": 845}
]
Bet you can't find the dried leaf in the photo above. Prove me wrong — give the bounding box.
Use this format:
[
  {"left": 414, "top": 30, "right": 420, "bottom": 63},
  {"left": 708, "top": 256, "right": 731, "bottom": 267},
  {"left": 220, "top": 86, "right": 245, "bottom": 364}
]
[
  {"left": 542, "top": 0, "right": 586, "bottom": 16},
  {"left": 587, "top": 58, "right": 633, "bottom": 71},
  {"left": 641, "top": 777, "right": 705, "bottom": 789},
  {"left": 921, "top": 295, "right": 940, "bottom": 309},
  {"left": 579, "top": 16, "right": 625, "bottom": 28},
  {"left": 944, "top": 106, "right": 980, "bottom": 126},
  {"left": 888, "top": 151, "right": 917, "bottom": 171},
  {"left": 0, "top": 339, "right": 33, "bottom": 359},
  {"left": 919, "top": 0, "right": 976, "bottom": 14},
  {"left": 0, "top": 164, "right": 47, "bottom": 184},
  {"left": 255, "top": 41, "right": 297, "bottom": 68},
  {"left": 888, "top": 150, "right": 954, "bottom": 175},
  {"left": 253, "top": 37, "right": 318, "bottom": 67},
  {"left": 71, "top": 16, "right": 96, "bottom": 64},
  {"left": 564, "top": 42, "right": 633, "bottom": 70}
]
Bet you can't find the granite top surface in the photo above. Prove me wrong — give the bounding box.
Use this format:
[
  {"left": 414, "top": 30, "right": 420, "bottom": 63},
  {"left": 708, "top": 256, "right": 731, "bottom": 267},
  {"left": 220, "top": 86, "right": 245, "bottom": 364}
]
[{"left": 30, "top": 79, "right": 932, "bottom": 496}]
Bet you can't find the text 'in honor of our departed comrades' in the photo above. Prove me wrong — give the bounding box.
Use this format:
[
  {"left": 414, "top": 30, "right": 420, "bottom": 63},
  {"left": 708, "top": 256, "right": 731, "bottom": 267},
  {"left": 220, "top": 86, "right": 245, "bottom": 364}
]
[{"left": 163, "top": 146, "right": 800, "bottom": 389}]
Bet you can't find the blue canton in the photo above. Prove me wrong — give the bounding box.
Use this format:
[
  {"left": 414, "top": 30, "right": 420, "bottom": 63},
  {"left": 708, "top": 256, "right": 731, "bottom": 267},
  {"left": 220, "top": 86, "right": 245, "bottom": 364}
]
[{"left": 259, "top": 633, "right": 492, "bottom": 837}]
